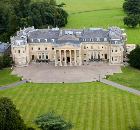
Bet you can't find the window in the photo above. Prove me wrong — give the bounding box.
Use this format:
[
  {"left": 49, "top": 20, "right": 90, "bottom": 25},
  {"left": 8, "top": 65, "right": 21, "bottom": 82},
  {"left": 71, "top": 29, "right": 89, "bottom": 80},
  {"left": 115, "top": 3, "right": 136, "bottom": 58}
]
[
  {"left": 31, "top": 39, "right": 33, "bottom": 42},
  {"left": 57, "top": 50, "right": 59, "bottom": 53},
  {"left": 115, "top": 49, "right": 117, "bottom": 52},
  {"left": 112, "top": 49, "right": 113, "bottom": 52},
  {"left": 91, "top": 46, "right": 93, "bottom": 49},
  {"left": 51, "top": 39, "right": 54, "bottom": 42},
  {"left": 52, "top": 46, "right": 54, "bottom": 50},
  {"left": 45, "top": 47, "right": 47, "bottom": 50},
  {"left": 31, "top": 47, "right": 33, "bottom": 50},
  {"left": 38, "top": 53, "right": 41, "bottom": 59},
  {"left": 115, "top": 57, "right": 117, "bottom": 61},
  {"left": 42, "top": 53, "right": 44, "bottom": 59},
  {"left": 19, "top": 58, "right": 21, "bottom": 63},
  {"left": 97, "top": 38, "right": 100, "bottom": 41},
  {"left": 58, "top": 56, "right": 60, "bottom": 61},
  {"left": 105, "top": 46, "right": 107, "bottom": 49},
  {"left": 38, "top": 47, "right": 40, "bottom": 50},
  {"left": 115, "top": 41, "right": 118, "bottom": 44},
  {"left": 15, "top": 50, "right": 16, "bottom": 53},
  {"left": 18, "top": 50, "right": 20, "bottom": 53},
  {"left": 87, "top": 47, "right": 88, "bottom": 48},
  {"left": 38, "top": 39, "right": 40, "bottom": 42},
  {"left": 84, "top": 46, "right": 86, "bottom": 49},
  {"left": 46, "top": 53, "right": 48, "bottom": 59},
  {"left": 45, "top": 39, "right": 47, "bottom": 42},
  {"left": 98, "top": 46, "right": 100, "bottom": 49},
  {"left": 90, "top": 38, "right": 93, "bottom": 42},
  {"left": 120, "top": 48, "right": 121, "bottom": 51},
  {"left": 112, "top": 57, "right": 113, "bottom": 61},
  {"left": 84, "top": 54, "right": 86, "bottom": 58},
  {"left": 24, "top": 58, "right": 26, "bottom": 63},
  {"left": 102, "top": 46, "right": 103, "bottom": 49},
  {"left": 77, "top": 50, "right": 79, "bottom": 53},
  {"left": 83, "top": 39, "right": 86, "bottom": 41},
  {"left": 23, "top": 50, "right": 25, "bottom": 53},
  {"left": 98, "top": 52, "right": 100, "bottom": 59},
  {"left": 53, "top": 54, "right": 55, "bottom": 59},
  {"left": 104, "top": 38, "right": 107, "bottom": 41},
  {"left": 102, "top": 54, "right": 103, "bottom": 56}
]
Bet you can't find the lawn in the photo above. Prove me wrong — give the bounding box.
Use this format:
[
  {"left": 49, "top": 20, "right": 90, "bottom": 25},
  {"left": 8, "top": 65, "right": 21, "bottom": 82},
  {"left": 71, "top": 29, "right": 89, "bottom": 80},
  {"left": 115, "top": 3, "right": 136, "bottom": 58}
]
[
  {"left": 0, "top": 68, "right": 21, "bottom": 87},
  {"left": 107, "top": 66, "right": 140, "bottom": 91},
  {"left": 0, "top": 82, "right": 140, "bottom": 130}
]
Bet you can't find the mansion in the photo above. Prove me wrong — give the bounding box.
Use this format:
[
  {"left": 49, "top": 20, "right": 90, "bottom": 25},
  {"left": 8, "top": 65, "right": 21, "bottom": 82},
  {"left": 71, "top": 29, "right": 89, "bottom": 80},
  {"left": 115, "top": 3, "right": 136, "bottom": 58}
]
[{"left": 11, "top": 25, "right": 128, "bottom": 66}]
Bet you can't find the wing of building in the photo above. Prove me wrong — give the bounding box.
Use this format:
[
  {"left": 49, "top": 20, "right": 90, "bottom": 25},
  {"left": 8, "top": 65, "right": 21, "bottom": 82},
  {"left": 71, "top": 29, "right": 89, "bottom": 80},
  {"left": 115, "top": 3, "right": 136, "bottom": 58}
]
[{"left": 11, "top": 25, "right": 129, "bottom": 66}]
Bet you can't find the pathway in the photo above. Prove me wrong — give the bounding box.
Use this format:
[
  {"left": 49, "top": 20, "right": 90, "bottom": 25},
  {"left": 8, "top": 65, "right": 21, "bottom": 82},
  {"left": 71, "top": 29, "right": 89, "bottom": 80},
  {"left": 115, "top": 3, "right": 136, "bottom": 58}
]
[
  {"left": 0, "top": 80, "right": 26, "bottom": 91},
  {"left": 100, "top": 79, "right": 140, "bottom": 95}
]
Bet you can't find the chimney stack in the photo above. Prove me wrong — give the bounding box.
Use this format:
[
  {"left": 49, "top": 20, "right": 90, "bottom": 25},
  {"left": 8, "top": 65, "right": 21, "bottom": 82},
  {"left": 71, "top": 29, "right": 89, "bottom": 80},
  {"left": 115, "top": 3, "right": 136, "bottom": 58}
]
[
  {"left": 7, "top": 42, "right": 9, "bottom": 46},
  {"left": 59, "top": 30, "right": 62, "bottom": 36},
  {"left": 101, "top": 25, "right": 102, "bottom": 29},
  {"left": 48, "top": 26, "right": 50, "bottom": 29},
  {"left": 84, "top": 25, "right": 85, "bottom": 29},
  {"left": 69, "top": 27, "right": 71, "bottom": 29}
]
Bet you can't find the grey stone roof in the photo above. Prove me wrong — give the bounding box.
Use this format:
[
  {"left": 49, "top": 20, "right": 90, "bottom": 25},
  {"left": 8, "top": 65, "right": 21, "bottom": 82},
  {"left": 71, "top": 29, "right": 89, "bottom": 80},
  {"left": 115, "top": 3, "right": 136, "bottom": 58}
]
[
  {"left": 0, "top": 43, "right": 10, "bottom": 52},
  {"left": 55, "top": 40, "right": 81, "bottom": 47},
  {"left": 58, "top": 34, "right": 79, "bottom": 41},
  {"left": 81, "top": 29, "right": 109, "bottom": 38}
]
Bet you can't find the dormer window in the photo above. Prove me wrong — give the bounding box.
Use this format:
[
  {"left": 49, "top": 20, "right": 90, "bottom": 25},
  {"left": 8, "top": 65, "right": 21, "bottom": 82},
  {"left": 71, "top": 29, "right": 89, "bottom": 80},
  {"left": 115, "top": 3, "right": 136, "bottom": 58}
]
[
  {"left": 90, "top": 38, "right": 93, "bottom": 42},
  {"left": 45, "top": 39, "right": 47, "bottom": 42},
  {"left": 115, "top": 41, "right": 118, "bottom": 44},
  {"left": 104, "top": 38, "right": 107, "bottom": 41},
  {"left": 51, "top": 39, "right": 54, "bottom": 42},
  {"left": 31, "top": 39, "right": 33, "bottom": 42},
  {"left": 38, "top": 39, "right": 40, "bottom": 42},
  {"left": 38, "top": 47, "right": 40, "bottom": 50},
  {"left": 45, "top": 47, "right": 47, "bottom": 50},
  {"left": 83, "top": 39, "right": 86, "bottom": 41},
  {"left": 97, "top": 38, "right": 100, "bottom": 41}
]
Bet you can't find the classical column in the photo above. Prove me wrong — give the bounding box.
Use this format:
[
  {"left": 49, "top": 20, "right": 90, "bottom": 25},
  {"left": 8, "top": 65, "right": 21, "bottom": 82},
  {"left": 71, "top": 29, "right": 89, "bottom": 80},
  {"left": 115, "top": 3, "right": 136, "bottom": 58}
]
[
  {"left": 55, "top": 50, "right": 57, "bottom": 66},
  {"left": 70, "top": 50, "right": 72, "bottom": 66},
  {"left": 60, "top": 50, "right": 62, "bottom": 66},
  {"left": 64, "top": 50, "right": 67, "bottom": 66},
  {"left": 74, "top": 50, "right": 77, "bottom": 66}
]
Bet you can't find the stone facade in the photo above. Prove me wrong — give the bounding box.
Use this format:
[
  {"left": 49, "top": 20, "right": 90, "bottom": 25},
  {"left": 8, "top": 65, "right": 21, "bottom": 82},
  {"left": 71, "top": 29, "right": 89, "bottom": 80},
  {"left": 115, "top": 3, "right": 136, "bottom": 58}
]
[{"left": 11, "top": 26, "right": 131, "bottom": 66}]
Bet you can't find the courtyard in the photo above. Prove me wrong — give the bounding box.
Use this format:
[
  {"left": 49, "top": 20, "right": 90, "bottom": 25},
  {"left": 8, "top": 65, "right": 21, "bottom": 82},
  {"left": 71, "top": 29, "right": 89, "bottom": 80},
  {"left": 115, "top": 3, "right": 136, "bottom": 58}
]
[{"left": 11, "top": 62, "right": 122, "bottom": 83}]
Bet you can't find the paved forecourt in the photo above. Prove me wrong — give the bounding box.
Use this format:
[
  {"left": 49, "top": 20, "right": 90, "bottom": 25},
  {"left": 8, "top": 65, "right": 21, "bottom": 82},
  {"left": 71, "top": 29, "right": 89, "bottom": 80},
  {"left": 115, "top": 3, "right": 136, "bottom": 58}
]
[{"left": 11, "top": 62, "right": 122, "bottom": 83}]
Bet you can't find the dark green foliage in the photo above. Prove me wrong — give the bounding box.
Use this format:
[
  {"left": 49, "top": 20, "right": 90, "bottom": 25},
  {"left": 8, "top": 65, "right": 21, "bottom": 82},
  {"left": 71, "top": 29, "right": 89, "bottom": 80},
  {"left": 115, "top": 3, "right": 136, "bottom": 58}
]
[
  {"left": 124, "top": 14, "right": 140, "bottom": 28},
  {"left": 0, "top": 56, "right": 3, "bottom": 69},
  {"left": 0, "top": 97, "right": 27, "bottom": 130},
  {"left": 0, "top": 54, "right": 12, "bottom": 69},
  {"left": 0, "top": 0, "right": 68, "bottom": 42},
  {"left": 127, "top": 45, "right": 140, "bottom": 69},
  {"left": 34, "top": 110, "right": 74, "bottom": 130},
  {"left": 129, "top": 126, "right": 140, "bottom": 130},
  {"left": 123, "top": 0, "right": 140, "bottom": 28}
]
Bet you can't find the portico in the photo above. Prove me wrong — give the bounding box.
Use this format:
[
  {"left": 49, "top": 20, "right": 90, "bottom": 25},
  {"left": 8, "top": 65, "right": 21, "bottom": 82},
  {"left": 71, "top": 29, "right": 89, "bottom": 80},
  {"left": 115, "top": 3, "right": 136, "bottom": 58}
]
[{"left": 55, "top": 49, "right": 81, "bottom": 66}]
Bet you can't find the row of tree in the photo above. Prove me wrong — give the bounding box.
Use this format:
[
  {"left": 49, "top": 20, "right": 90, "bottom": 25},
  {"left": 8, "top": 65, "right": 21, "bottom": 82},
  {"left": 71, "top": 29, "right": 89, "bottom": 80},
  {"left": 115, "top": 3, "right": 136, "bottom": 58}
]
[
  {"left": 0, "top": 97, "right": 74, "bottom": 130},
  {"left": 123, "top": 0, "right": 140, "bottom": 28},
  {"left": 0, "top": 0, "right": 68, "bottom": 42},
  {"left": 0, "top": 55, "right": 12, "bottom": 69}
]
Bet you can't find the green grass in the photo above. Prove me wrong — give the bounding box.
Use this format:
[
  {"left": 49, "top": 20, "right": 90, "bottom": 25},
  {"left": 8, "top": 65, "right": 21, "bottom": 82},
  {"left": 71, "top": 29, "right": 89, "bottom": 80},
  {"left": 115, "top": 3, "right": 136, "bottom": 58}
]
[
  {"left": 107, "top": 66, "right": 140, "bottom": 91},
  {"left": 0, "top": 82, "right": 140, "bottom": 130},
  {"left": 0, "top": 68, "right": 21, "bottom": 87}
]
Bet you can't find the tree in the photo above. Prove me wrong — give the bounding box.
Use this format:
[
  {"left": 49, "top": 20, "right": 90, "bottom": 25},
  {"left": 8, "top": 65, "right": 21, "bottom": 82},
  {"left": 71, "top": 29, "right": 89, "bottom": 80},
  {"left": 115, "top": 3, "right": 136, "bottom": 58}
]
[
  {"left": 127, "top": 45, "right": 140, "bottom": 69},
  {"left": 123, "top": 0, "right": 140, "bottom": 28},
  {"left": 124, "top": 14, "right": 140, "bottom": 28},
  {"left": 34, "top": 110, "right": 74, "bottom": 130},
  {"left": 0, "top": 97, "right": 27, "bottom": 130},
  {"left": 3, "top": 54, "right": 12, "bottom": 67},
  {"left": 0, "top": 97, "right": 35, "bottom": 130},
  {"left": 0, "top": 56, "right": 3, "bottom": 69},
  {"left": 128, "top": 126, "right": 140, "bottom": 130}
]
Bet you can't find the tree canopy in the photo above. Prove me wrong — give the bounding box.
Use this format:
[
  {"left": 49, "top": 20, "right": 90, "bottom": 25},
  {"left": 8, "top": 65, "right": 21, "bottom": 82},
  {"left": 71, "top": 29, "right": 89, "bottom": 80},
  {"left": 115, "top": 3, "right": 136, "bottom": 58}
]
[
  {"left": 123, "top": 0, "right": 140, "bottom": 28},
  {"left": 34, "top": 110, "right": 74, "bottom": 130},
  {"left": 127, "top": 45, "right": 140, "bottom": 69},
  {"left": 0, "top": 0, "right": 68, "bottom": 42}
]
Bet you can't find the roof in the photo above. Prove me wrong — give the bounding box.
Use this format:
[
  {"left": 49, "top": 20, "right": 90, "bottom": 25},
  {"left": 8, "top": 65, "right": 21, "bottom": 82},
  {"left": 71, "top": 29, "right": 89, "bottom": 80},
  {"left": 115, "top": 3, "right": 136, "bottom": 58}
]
[{"left": 0, "top": 43, "right": 10, "bottom": 52}]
